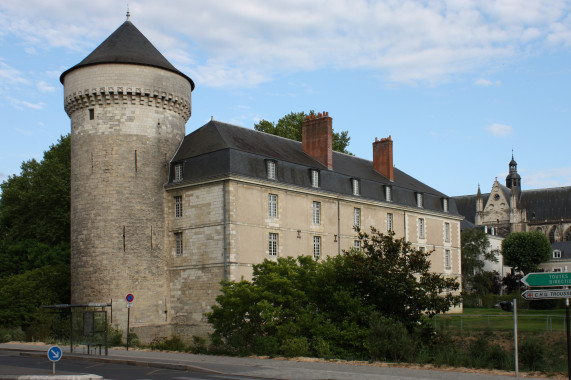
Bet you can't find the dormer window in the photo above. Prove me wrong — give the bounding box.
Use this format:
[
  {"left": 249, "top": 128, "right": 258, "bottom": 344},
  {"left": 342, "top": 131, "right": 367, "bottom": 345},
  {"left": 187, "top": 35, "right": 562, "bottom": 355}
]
[
  {"left": 311, "top": 169, "right": 319, "bottom": 188},
  {"left": 416, "top": 192, "right": 423, "bottom": 208},
  {"left": 352, "top": 178, "right": 360, "bottom": 196},
  {"left": 174, "top": 163, "right": 183, "bottom": 182},
  {"left": 385, "top": 185, "right": 392, "bottom": 202},
  {"left": 266, "top": 160, "right": 277, "bottom": 180},
  {"left": 553, "top": 250, "right": 562, "bottom": 259},
  {"left": 442, "top": 198, "right": 449, "bottom": 212}
]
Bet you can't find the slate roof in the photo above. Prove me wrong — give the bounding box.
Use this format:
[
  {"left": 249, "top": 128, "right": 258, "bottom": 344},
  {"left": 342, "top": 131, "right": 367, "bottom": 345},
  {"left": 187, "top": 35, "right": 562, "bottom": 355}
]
[
  {"left": 551, "top": 242, "right": 571, "bottom": 260},
  {"left": 521, "top": 187, "right": 571, "bottom": 221},
  {"left": 453, "top": 186, "right": 571, "bottom": 224},
  {"left": 167, "top": 120, "right": 459, "bottom": 216},
  {"left": 60, "top": 21, "right": 194, "bottom": 89}
]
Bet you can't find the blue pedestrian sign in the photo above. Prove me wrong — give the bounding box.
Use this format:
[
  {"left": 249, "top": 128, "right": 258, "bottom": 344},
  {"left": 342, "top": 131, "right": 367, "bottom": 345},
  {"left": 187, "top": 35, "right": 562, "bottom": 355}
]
[{"left": 47, "top": 346, "right": 62, "bottom": 362}]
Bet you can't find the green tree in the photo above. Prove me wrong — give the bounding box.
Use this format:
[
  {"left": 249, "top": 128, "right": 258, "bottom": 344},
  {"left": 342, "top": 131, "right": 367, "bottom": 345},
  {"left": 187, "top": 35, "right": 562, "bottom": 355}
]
[
  {"left": 207, "top": 256, "right": 369, "bottom": 357},
  {"left": 336, "top": 228, "right": 461, "bottom": 330},
  {"left": 502, "top": 231, "right": 551, "bottom": 274},
  {"left": 207, "top": 228, "right": 460, "bottom": 358},
  {"left": 0, "top": 264, "right": 69, "bottom": 328},
  {"left": 461, "top": 228, "right": 497, "bottom": 291},
  {"left": 0, "top": 134, "right": 70, "bottom": 275},
  {"left": 254, "top": 111, "right": 351, "bottom": 154},
  {"left": 0, "top": 135, "right": 71, "bottom": 332}
]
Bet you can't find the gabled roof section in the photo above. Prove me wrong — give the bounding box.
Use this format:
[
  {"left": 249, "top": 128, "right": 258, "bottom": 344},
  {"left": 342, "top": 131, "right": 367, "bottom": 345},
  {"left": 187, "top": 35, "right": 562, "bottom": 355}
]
[
  {"left": 60, "top": 21, "right": 194, "bottom": 89},
  {"left": 173, "top": 120, "right": 323, "bottom": 169},
  {"left": 172, "top": 120, "right": 448, "bottom": 198}
]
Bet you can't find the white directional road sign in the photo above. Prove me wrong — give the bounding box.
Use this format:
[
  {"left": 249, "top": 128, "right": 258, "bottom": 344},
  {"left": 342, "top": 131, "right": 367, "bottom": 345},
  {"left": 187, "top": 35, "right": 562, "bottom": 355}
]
[{"left": 521, "top": 289, "right": 571, "bottom": 300}]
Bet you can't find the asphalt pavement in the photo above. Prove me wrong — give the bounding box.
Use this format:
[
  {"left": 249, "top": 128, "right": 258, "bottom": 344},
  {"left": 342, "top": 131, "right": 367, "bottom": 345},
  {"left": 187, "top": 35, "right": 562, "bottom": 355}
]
[{"left": 0, "top": 342, "right": 556, "bottom": 380}]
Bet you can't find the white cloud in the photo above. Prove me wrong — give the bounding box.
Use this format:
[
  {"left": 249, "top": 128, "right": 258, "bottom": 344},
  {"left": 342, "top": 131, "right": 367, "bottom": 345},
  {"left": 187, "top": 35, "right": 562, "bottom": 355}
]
[
  {"left": 1, "top": 0, "right": 571, "bottom": 86},
  {"left": 0, "top": 61, "right": 27, "bottom": 86},
  {"left": 14, "top": 128, "right": 34, "bottom": 136},
  {"left": 524, "top": 167, "right": 571, "bottom": 189},
  {"left": 475, "top": 78, "right": 502, "bottom": 87},
  {"left": 486, "top": 123, "right": 513, "bottom": 137},
  {"left": 9, "top": 97, "right": 46, "bottom": 110},
  {"left": 37, "top": 81, "right": 56, "bottom": 93}
]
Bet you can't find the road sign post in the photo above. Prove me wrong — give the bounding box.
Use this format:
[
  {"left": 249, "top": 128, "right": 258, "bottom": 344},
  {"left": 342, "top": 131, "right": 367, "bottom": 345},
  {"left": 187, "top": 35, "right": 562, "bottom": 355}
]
[
  {"left": 47, "top": 346, "right": 62, "bottom": 375},
  {"left": 521, "top": 273, "right": 571, "bottom": 380},
  {"left": 126, "top": 294, "right": 134, "bottom": 351}
]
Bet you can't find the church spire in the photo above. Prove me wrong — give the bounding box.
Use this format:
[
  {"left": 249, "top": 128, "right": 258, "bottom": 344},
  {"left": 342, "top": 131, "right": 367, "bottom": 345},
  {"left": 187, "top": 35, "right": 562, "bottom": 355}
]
[{"left": 506, "top": 151, "right": 521, "bottom": 198}]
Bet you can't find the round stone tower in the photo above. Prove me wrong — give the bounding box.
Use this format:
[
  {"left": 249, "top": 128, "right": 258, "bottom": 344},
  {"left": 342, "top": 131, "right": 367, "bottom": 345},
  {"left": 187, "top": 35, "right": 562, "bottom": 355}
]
[{"left": 60, "top": 18, "right": 193, "bottom": 338}]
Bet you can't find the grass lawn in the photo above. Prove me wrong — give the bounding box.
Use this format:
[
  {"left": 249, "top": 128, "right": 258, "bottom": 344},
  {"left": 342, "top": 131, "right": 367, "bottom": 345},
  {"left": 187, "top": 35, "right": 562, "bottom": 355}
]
[{"left": 434, "top": 307, "right": 567, "bottom": 332}]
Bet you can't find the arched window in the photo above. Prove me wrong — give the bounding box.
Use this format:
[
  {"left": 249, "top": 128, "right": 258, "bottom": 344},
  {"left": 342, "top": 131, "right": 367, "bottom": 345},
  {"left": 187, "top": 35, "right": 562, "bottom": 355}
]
[{"left": 548, "top": 226, "right": 556, "bottom": 243}]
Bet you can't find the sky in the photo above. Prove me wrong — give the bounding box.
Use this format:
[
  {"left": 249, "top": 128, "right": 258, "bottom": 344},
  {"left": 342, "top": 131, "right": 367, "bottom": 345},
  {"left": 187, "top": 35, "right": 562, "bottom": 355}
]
[{"left": 1, "top": 0, "right": 570, "bottom": 197}]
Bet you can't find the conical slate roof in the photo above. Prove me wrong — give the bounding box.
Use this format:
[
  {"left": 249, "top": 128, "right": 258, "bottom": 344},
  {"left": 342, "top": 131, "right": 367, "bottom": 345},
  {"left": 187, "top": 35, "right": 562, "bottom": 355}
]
[{"left": 60, "top": 21, "right": 194, "bottom": 89}]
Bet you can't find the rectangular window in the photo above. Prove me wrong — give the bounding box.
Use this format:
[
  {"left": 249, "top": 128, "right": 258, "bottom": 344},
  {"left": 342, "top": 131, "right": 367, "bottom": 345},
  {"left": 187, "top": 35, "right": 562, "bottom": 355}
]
[
  {"left": 313, "top": 236, "right": 321, "bottom": 259},
  {"left": 311, "top": 170, "right": 319, "bottom": 188},
  {"left": 387, "top": 213, "right": 393, "bottom": 232},
  {"left": 442, "top": 198, "right": 449, "bottom": 212},
  {"left": 175, "top": 232, "right": 183, "bottom": 256},
  {"left": 445, "top": 249, "right": 451, "bottom": 269},
  {"left": 354, "top": 240, "right": 361, "bottom": 250},
  {"left": 418, "top": 218, "right": 425, "bottom": 239},
  {"left": 175, "top": 196, "right": 183, "bottom": 218},
  {"left": 312, "top": 201, "right": 321, "bottom": 224},
  {"left": 268, "top": 194, "right": 278, "bottom": 218},
  {"left": 174, "top": 164, "right": 183, "bottom": 181},
  {"left": 352, "top": 179, "right": 360, "bottom": 196},
  {"left": 554, "top": 268, "right": 562, "bottom": 272},
  {"left": 266, "top": 160, "right": 276, "bottom": 180},
  {"left": 444, "top": 222, "right": 450, "bottom": 243},
  {"left": 554, "top": 250, "right": 562, "bottom": 259},
  {"left": 354, "top": 208, "right": 361, "bottom": 228},
  {"left": 89, "top": 108, "right": 94, "bottom": 120},
  {"left": 269, "top": 233, "right": 278, "bottom": 256},
  {"left": 385, "top": 186, "right": 392, "bottom": 202},
  {"left": 416, "top": 193, "right": 423, "bottom": 208}
]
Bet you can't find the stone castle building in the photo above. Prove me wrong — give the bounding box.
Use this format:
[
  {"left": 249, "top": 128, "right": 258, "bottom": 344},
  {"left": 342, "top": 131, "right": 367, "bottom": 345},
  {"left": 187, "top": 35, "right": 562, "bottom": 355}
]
[{"left": 61, "top": 19, "right": 463, "bottom": 342}]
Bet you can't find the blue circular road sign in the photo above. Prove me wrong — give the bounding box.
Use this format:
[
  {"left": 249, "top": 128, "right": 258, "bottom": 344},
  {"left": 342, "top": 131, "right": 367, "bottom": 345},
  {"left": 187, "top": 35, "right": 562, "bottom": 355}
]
[
  {"left": 126, "top": 294, "right": 134, "bottom": 302},
  {"left": 47, "top": 346, "right": 62, "bottom": 362}
]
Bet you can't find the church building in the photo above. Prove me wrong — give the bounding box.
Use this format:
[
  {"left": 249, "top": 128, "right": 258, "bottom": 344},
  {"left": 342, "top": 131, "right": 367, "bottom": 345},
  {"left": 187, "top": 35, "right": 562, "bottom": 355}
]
[
  {"left": 60, "top": 18, "right": 463, "bottom": 342},
  {"left": 454, "top": 156, "right": 571, "bottom": 244}
]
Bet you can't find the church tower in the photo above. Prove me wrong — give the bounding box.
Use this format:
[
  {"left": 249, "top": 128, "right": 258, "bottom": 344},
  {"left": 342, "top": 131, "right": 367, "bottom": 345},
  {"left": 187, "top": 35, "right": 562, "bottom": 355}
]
[
  {"left": 505, "top": 153, "right": 521, "bottom": 199},
  {"left": 61, "top": 16, "right": 193, "bottom": 338}
]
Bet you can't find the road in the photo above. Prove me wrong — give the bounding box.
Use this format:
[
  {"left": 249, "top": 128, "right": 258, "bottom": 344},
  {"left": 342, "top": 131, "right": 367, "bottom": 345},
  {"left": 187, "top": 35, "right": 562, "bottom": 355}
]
[
  {"left": 0, "top": 350, "right": 267, "bottom": 380},
  {"left": 0, "top": 343, "right": 556, "bottom": 380}
]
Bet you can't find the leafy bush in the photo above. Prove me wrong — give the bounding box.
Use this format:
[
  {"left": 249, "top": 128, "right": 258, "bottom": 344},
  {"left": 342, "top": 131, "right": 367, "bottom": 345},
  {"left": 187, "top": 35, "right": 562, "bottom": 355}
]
[
  {"left": 149, "top": 336, "right": 189, "bottom": 351},
  {"left": 520, "top": 336, "right": 547, "bottom": 371},
  {"left": 191, "top": 335, "right": 207, "bottom": 354},
  {"left": 281, "top": 337, "right": 310, "bottom": 357},
  {"left": 108, "top": 325, "right": 123, "bottom": 346},
  {"left": 369, "top": 313, "right": 415, "bottom": 362}
]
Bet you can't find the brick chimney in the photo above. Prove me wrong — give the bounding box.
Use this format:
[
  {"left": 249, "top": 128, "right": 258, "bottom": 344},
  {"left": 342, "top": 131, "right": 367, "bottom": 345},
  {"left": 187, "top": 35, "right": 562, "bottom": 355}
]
[
  {"left": 302, "top": 112, "right": 333, "bottom": 170},
  {"left": 373, "top": 136, "right": 394, "bottom": 181}
]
